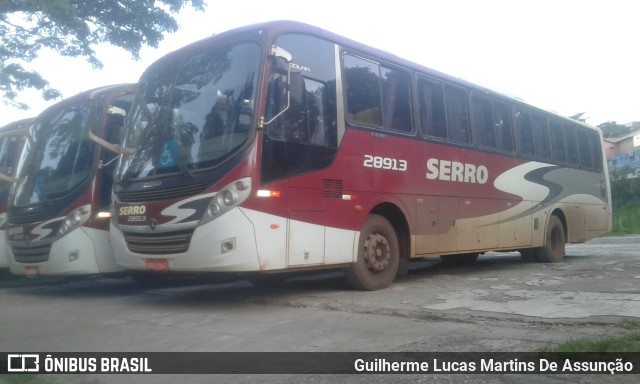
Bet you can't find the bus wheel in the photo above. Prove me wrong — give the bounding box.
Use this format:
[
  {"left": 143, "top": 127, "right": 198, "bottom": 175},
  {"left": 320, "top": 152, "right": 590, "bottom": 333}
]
[
  {"left": 536, "top": 215, "right": 565, "bottom": 263},
  {"left": 345, "top": 214, "right": 399, "bottom": 291}
]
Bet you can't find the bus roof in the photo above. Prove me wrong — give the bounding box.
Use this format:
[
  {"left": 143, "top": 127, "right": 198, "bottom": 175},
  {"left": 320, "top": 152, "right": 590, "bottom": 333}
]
[
  {"left": 0, "top": 117, "right": 34, "bottom": 138},
  {"left": 34, "top": 83, "right": 136, "bottom": 117},
  {"left": 147, "top": 20, "right": 599, "bottom": 133}
]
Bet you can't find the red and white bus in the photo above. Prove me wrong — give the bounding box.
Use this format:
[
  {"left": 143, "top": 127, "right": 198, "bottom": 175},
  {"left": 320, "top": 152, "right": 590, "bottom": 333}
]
[
  {"left": 7, "top": 84, "right": 136, "bottom": 277},
  {"left": 0, "top": 118, "right": 32, "bottom": 269},
  {"left": 110, "top": 21, "right": 611, "bottom": 290}
]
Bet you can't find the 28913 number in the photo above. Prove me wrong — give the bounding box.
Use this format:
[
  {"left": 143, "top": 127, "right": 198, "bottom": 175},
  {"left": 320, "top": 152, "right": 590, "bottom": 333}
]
[{"left": 363, "top": 155, "right": 408, "bottom": 171}]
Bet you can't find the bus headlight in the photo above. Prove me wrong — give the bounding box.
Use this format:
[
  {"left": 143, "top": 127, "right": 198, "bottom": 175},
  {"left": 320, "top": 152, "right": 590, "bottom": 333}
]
[
  {"left": 59, "top": 204, "right": 91, "bottom": 235},
  {"left": 199, "top": 177, "right": 251, "bottom": 227},
  {"left": 208, "top": 203, "right": 221, "bottom": 216},
  {"left": 221, "top": 190, "right": 236, "bottom": 206}
]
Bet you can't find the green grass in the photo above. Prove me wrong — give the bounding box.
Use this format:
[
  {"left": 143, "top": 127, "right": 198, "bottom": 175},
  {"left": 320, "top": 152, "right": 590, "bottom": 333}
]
[
  {"left": 611, "top": 203, "right": 640, "bottom": 235},
  {"left": 544, "top": 321, "right": 640, "bottom": 352},
  {"left": 611, "top": 202, "right": 640, "bottom": 235}
]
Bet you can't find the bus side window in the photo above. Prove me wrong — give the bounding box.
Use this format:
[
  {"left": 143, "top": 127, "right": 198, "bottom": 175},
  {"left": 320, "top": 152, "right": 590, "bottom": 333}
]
[
  {"left": 515, "top": 109, "right": 534, "bottom": 156},
  {"left": 577, "top": 129, "right": 601, "bottom": 171},
  {"left": 344, "top": 55, "right": 412, "bottom": 134},
  {"left": 589, "top": 132, "right": 602, "bottom": 172},
  {"left": 380, "top": 66, "right": 412, "bottom": 133},
  {"left": 261, "top": 33, "right": 338, "bottom": 183},
  {"left": 444, "top": 85, "right": 469, "bottom": 143},
  {"left": 564, "top": 124, "right": 578, "bottom": 166},
  {"left": 532, "top": 114, "right": 550, "bottom": 160},
  {"left": 344, "top": 55, "right": 382, "bottom": 126},
  {"left": 471, "top": 96, "right": 496, "bottom": 148},
  {"left": 493, "top": 102, "right": 514, "bottom": 152},
  {"left": 589, "top": 131, "right": 603, "bottom": 171},
  {"left": 418, "top": 78, "right": 446, "bottom": 139},
  {"left": 418, "top": 79, "right": 469, "bottom": 143},
  {"left": 549, "top": 120, "right": 566, "bottom": 163}
]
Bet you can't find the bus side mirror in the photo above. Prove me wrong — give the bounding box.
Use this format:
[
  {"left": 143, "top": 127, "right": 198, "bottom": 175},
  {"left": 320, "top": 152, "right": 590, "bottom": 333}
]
[
  {"left": 88, "top": 132, "right": 136, "bottom": 156},
  {"left": 88, "top": 104, "right": 136, "bottom": 157},
  {"left": 261, "top": 45, "right": 298, "bottom": 128},
  {"left": 0, "top": 173, "right": 16, "bottom": 183},
  {"left": 108, "top": 106, "right": 127, "bottom": 117}
]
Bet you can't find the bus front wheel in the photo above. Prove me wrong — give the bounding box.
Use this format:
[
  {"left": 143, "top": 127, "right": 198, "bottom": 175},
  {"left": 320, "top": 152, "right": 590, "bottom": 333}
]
[
  {"left": 345, "top": 214, "right": 399, "bottom": 291},
  {"left": 536, "top": 215, "right": 566, "bottom": 263}
]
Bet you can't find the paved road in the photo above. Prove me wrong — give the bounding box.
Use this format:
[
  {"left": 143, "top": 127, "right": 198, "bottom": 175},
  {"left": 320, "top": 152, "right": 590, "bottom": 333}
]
[{"left": 1, "top": 235, "right": 639, "bottom": 383}]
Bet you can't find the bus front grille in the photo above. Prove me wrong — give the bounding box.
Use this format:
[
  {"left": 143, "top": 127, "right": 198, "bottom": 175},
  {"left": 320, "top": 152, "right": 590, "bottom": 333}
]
[
  {"left": 117, "top": 183, "right": 209, "bottom": 203},
  {"left": 123, "top": 230, "right": 194, "bottom": 255},
  {"left": 12, "top": 244, "right": 51, "bottom": 264},
  {"left": 9, "top": 208, "right": 60, "bottom": 225}
]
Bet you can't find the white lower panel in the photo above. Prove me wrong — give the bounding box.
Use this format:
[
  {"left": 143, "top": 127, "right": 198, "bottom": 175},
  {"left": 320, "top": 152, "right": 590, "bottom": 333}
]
[
  {"left": 112, "top": 207, "right": 358, "bottom": 273},
  {"left": 112, "top": 208, "right": 262, "bottom": 272},
  {"left": 9, "top": 227, "right": 121, "bottom": 276},
  {"left": 0, "top": 230, "right": 8, "bottom": 268}
]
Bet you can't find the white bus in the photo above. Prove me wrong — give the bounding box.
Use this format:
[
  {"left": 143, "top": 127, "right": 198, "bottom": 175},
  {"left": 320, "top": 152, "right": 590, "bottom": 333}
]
[
  {"left": 110, "top": 21, "right": 611, "bottom": 290},
  {"left": 7, "top": 84, "right": 135, "bottom": 277},
  {"left": 0, "top": 118, "right": 32, "bottom": 269}
]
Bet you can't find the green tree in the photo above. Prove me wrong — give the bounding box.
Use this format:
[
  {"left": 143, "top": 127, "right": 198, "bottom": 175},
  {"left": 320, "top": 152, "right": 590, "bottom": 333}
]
[
  {"left": 597, "top": 120, "right": 632, "bottom": 138},
  {"left": 1, "top": 0, "right": 205, "bottom": 109}
]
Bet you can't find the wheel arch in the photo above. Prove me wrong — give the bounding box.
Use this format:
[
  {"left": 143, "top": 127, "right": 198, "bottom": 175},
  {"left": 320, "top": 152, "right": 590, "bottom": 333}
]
[
  {"left": 549, "top": 208, "right": 568, "bottom": 241},
  {"left": 369, "top": 202, "right": 411, "bottom": 260}
]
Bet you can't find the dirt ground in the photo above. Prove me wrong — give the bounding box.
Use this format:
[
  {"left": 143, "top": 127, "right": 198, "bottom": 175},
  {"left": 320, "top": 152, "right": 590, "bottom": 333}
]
[{"left": 1, "top": 235, "right": 639, "bottom": 383}]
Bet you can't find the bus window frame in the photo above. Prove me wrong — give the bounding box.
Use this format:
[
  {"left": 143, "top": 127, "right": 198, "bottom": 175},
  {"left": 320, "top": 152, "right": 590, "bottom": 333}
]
[
  {"left": 416, "top": 74, "right": 473, "bottom": 148},
  {"left": 469, "top": 92, "right": 516, "bottom": 156},
  {"left": 342, "top": 50, "right": 416, "bottom": 137}
]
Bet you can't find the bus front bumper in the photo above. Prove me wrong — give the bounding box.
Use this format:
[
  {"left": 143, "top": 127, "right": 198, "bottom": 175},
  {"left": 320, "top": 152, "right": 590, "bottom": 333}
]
[
  {"left": 111, "top": 208, "right": 262, "bottom": 272},
  {"left": 8, "top": 227, "right": 122, "bottom": 276}
]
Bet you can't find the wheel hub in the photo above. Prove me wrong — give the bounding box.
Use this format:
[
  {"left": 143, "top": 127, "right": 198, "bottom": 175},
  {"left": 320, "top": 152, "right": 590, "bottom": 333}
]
[{"left": 364, "top": 232, "right": 390, "bottom": 272}]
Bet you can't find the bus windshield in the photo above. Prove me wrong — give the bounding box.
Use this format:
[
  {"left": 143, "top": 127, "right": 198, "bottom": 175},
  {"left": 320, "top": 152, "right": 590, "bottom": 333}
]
[
  {"left": 12, "top": 104, "right": 94, "bottom": 207},
  {"left": 115, "top": 42, "right": 261, "bottom": 182},
  {"left": 0, "top": 129, "right": 23, "bottom": 203}
]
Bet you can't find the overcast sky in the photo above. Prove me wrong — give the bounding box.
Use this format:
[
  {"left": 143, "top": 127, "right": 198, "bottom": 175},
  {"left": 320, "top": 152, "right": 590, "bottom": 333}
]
[{"left": 1, "top": 0, "right": 638, "bottom": 127}]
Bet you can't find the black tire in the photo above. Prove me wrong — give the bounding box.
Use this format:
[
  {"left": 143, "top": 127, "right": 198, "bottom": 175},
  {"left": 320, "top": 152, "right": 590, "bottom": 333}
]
[
  {"left": 536, "top": 215, "right": 566, "bottom": 263},
  {"left": 345, "top": 214, "right": 399, "bottom": 291},
  {"left": 440, "top": 253, "right": 479, "bottom": 265}
]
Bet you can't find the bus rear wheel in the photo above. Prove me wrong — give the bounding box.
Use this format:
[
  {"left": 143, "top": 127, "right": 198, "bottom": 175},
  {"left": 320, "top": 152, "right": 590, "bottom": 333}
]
[
  {"left": 345, "top": 214, "right": 399, "bottom": 291},
  {"left": 536, "top": 215, "right": 566, "bottom": 263}
]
